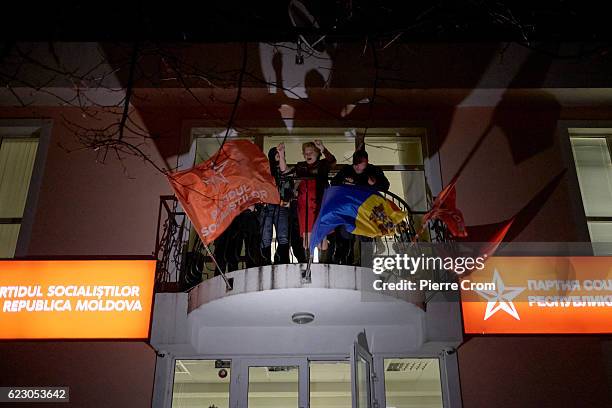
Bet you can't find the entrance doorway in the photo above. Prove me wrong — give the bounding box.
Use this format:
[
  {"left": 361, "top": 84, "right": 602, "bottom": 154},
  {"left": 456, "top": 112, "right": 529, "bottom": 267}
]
[{"left": 170, "top": 333, "right": 446, "bottom": 408}]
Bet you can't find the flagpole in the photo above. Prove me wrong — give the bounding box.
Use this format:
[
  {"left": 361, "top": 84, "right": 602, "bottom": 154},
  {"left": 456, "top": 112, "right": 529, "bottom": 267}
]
[
  {"left": 303, "top": 254, "right": 313, "bottom": 283},
  {"left": 202, "top": 243, "right": 233, "bottom": 291},
  {"left": 303, "top": 176, "right": 312, "bottom": 283}
]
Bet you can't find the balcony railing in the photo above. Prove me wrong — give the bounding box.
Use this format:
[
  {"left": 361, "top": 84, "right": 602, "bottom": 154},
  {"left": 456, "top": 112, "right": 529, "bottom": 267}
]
[
  {"left": 153, "top": 195, "right": 189, "bottom": 291},
  {"left": 153, "top": 184, "right": 453, "bottom": 293}
]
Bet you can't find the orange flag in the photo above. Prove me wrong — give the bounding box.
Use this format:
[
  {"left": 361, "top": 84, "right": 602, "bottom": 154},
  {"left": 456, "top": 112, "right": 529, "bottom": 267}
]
[{"left": 167, "top": 140, "right": 280, "bottom": 244}]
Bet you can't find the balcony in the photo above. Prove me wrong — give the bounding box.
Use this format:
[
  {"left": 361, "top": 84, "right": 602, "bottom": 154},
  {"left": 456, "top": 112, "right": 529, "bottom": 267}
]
[
  {"left": 150, "top": 188, "right": 461, "bottom": 354},
  {"left": 153, "top": 188, "right": 453, "bottom": 295}
]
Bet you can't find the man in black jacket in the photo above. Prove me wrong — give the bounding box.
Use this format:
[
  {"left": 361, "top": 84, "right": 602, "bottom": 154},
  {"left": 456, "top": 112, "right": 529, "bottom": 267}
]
[
  {"left": 331, "top": 149, "right": 390, "bottom": 264},
  {"left": 331, "top": 149, "right": 390, "bottom": 191}
]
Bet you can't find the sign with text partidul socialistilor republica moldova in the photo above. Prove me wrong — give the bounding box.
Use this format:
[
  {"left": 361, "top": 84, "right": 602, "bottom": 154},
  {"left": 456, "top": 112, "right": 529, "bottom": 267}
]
[
  {"left": 0, "top": 260, "right": 155, "bottom": 339},
  {"left": 461, "top": 257, "right": 612, "bottom": 334}
]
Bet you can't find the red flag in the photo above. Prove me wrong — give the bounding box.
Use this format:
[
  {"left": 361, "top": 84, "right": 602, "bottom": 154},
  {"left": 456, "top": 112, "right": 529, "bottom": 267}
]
[
  {"left": 167, "top": 140, "right": 280, "bottom": 244},
  {"left": 473, "top": 218, "right": 514, "bottom": 259},
  {"left": 452, "top": 218, "right": 514, "bottom": 276},
  {"left": 422, "top": 178, "right": 467, "bottom": 238}
]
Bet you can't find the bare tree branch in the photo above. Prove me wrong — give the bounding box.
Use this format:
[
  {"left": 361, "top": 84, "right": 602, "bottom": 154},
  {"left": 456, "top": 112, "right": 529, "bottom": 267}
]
[{"left": 118, "top": 43, "right": 139, "bottom": 141}]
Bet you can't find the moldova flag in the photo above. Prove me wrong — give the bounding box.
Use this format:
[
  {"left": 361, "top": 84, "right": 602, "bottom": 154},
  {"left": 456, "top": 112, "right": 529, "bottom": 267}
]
[{"left": 309, "top": 185, "right": 407, "bottom": 253}]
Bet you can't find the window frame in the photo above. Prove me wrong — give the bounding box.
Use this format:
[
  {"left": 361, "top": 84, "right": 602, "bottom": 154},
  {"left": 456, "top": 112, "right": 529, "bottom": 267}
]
[
  {"left": 165, "top": 352, "right": 461, "bottom": 408},
  {"left": 170, "top": 358, "right": 234, "bottom": 408},
  {"left": 569, "top": 133, "right": 612, "bottom": 222},
  {"left": 380, "top": 357, "right": 446, "bottom": 408},
  {"left": 0, "top": 119, "right": 51, "bottom": 258},
  {"left": 187, "top": 124, "right": 434, "bottom": 205},
  {"left": 564, "top": 124, "right": 612, "bottom": 247}
]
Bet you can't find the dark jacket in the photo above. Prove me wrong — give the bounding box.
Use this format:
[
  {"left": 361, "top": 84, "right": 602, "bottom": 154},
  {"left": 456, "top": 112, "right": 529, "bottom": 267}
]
[
  {"left": 268, "top": 147, "right": 294, "bottom": 202},
  {"left": 331, "top": 163, "right": 390, "bottom": 191}
]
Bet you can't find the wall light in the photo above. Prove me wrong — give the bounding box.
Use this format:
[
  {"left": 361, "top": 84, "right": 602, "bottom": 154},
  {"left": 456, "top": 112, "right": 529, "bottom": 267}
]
[{"left": 291, "top": 312, "right": 315, "bottom": 324}]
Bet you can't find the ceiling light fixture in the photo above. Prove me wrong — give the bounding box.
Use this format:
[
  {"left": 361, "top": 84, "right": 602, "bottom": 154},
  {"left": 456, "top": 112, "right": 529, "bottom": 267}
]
[{"left": 291, "top": 312, "right": 315, "bottom": 324}]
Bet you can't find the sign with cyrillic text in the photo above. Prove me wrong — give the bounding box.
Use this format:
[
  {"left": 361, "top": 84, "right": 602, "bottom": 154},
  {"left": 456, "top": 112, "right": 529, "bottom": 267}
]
[{"left": 461, "top": 257, "right": 612, "bottom": 334}]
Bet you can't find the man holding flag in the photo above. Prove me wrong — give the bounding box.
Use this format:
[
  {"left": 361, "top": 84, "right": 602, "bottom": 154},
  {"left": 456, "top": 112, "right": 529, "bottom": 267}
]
[{"left": 331, "top": 149, "right": 391, "bottom": 264}]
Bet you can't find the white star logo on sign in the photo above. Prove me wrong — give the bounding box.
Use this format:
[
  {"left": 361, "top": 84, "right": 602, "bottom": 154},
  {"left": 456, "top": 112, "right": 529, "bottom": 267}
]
[{"left": 475, "top": 269, "right": 525, "bottom": 320}]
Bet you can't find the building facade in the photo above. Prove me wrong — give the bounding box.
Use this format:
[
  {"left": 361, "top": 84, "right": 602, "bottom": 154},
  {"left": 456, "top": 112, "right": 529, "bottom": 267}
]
[{"left": 0, "top": 42, "right": 611, "bottom": 407}]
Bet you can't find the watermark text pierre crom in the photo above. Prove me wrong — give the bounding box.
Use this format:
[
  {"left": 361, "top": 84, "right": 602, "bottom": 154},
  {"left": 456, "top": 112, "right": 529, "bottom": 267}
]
[{"left": 370, "top": 254, "right": 495, "bottom": 292}]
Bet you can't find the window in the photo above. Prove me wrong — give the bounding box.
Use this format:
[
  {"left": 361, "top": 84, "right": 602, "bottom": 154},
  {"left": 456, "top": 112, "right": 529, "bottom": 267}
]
[
  {"left": 191, "top": 127, "right": 430, "bottom": 209},
  {"left": 569, "top": 129, "right": 612, "bottom": 252},
  {"left": 309, "top": 361, "right": 351, "bottom": 408},
  {"left": 0, "top": 136, "right": 39, "bottom": 258},
  {"left": 262, "top": 127, "right": 428, "bottom": 211},
  {"left": 384, "top": 358, "right": 444, "bottom": 408},
  {"left": 263, "top": 133, "right": 355, "bottom": 166},
  {"left": 172, "top": 359, "right": 231, "bottom": 408},
  {"left": 360, "top": 130, "right": 430, "bottom": 241},
  {"left": 192, "top": 128, "right": 255, "bottom": 163},
  {"left": 248, "top": 365, "right": 299, "bottom": 408}
]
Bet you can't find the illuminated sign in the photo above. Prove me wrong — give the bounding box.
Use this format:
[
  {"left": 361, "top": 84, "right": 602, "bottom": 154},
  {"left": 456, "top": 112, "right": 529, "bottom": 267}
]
[
  {"left": 0, "top": 260, "right": 156, "bottom": 339},
  {"left": 461, "top": 257, "right": 612, "bottom": 334}
]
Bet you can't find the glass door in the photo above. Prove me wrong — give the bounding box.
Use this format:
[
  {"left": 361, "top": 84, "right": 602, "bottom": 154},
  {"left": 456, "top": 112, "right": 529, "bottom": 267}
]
[
  {"left": 239, "top": 358, "right": 308, "bottom": 408},
  {"left": 309, "top": 360, "right": 352, "bottom": 408},
  {"left": 188, "top": 349, "right": 380, "bottom": 408},
  {"left": 171, "top": 359, "right": 232, "bottom": 408},
  {"left": 351, "top": 331, "right": 376, "bottom": 408}
]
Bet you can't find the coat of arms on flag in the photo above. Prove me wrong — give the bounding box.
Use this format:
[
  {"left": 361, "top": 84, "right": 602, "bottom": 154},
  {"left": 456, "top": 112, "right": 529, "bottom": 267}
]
[{"left": 309, "top": 185, "right": 407, "bottom": 253}]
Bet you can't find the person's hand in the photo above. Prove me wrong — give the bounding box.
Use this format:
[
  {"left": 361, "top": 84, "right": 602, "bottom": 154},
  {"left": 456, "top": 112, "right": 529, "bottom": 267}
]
[
  {"left": 277, "top": 142, "right": 285, "bottom": 155},
  {"left": 344, "top": 177, "right": 354, "bottom": 184},
  {"left": 368, "top": 176, "right": 376, "bottom": 186},
  {"left": 314, "top": 139, "right": 325, "bottom": 151}
]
